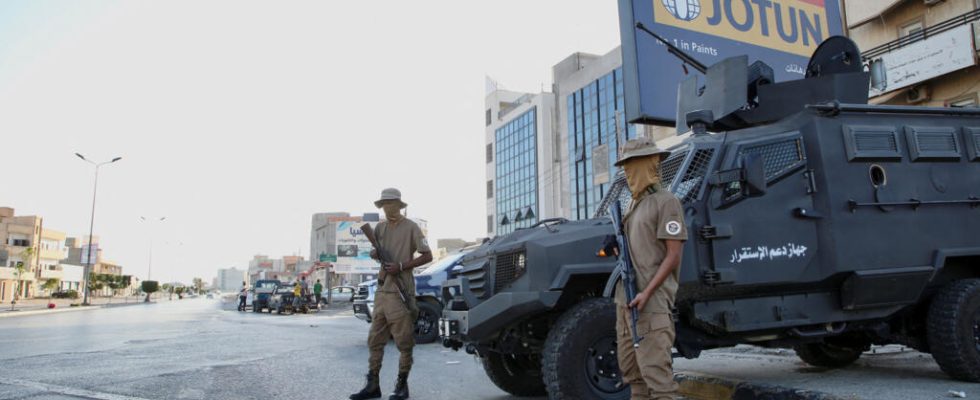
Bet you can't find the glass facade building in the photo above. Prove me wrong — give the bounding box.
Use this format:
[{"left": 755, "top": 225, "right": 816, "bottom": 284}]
[
  {"left": 494, "top": 108, "right": 539, "bottom": 235},
  {"left": 567, "top": 67, "right": 636, "bottom": 220}
]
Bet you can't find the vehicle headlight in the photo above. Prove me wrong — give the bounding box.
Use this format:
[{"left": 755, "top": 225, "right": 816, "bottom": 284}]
[{"left": 515, "top": 253, "right": 526, "bottom": 274}]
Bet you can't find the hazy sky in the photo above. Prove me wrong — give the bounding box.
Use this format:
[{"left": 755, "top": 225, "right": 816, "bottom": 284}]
[{"left": 0, "top": 1, "right": 621, "bottom": 284}]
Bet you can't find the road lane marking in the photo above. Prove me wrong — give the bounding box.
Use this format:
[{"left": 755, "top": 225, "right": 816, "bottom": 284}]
[{"left": 0, "top": 377, "right": 152, "bottom": 400}]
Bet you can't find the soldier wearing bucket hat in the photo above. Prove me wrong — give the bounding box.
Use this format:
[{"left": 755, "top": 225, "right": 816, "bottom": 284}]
[
  {"left": 612, "top": 138, "right": 687, "bottom": 400},
  {"left": 351, "top": 188, "right": 432, "bottom": 400}
]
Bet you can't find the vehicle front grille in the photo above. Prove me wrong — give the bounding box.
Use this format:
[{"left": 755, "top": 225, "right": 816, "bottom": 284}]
[
  {"left": 459, "top": 264, "right": 489, "bottom": 299},
  {"left": 354, "top": 286, "right": 369, "bottom": 300},
  {"left": 493, "top": 251, "right": 524, "bottom": 293}
]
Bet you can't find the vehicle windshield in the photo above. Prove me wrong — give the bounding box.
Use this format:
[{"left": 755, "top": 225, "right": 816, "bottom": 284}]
[
  {"left": 416, "top": 254, "right": 464, "bottom": 275},
  {"left": 256, "top": 281, "right": 279, "bottom": 289}
]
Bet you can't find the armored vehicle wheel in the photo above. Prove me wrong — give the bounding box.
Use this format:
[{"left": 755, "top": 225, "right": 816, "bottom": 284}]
[
  {"left": 414, "top": 301, "right": 441, "bottom": 344},
  {"left": 793, "top": 341, "right": 864, "bottom": 368},
  {"left": 543, "top": 297, "right": 628, "bottom": 400},
  {"left": 927, "top": 279, "right": 980, "bottom": 382},
  {"left": 481, "top": 352, "right": 547, "bottom": 397}
]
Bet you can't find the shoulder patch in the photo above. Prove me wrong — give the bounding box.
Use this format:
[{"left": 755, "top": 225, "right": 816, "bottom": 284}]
[{"left": 665, "top": 221, "right": 682, "bottom": 235}]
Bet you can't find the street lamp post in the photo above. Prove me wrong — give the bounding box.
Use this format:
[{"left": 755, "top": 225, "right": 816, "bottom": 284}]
[
  {"left": 76, "top": 153, "right": 121, "bottom": 306},
  {"left": 140, "top": 216, "right": 166, "bottom": 302}
]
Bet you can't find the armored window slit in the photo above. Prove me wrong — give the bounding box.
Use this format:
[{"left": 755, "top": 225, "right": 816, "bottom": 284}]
[
  {"left": 843, "top": 125, "right": 902, "bottom": 161},
  {"left": 905, "top": 126, "right": 961, "bottom": 161}
]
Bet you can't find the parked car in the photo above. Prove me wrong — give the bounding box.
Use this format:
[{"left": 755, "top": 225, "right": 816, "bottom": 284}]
[
  {"left": 251, "top": 279, "right": 280, "bottom": 313},
  {"left": 353, "top": 250, "right": 471, "bottom": 344},
  {"left": 320, "top": 286, "right": 357, "bottom": 304}
]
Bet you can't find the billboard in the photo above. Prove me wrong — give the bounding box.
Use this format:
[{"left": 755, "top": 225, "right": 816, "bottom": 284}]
[
  {"left": 619, "top": 0, "right": 844, "bottom": 123},
  {"left": 334, "top": 221, "right": 379, "bottom": 275},
  {"left": 868, "top": 24, "right": 977, "bottom": 97},
  {"left": 81, "top": 244, "right": 99, "bottom": 266}
]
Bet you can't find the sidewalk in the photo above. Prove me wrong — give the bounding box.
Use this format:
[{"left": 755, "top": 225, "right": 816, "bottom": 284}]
[{"left": 0, "top": 295, "right": 176, "bottom": 318}]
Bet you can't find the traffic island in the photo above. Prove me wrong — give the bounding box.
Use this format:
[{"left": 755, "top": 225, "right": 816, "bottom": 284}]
[{"left": 677, "top": 372, "right": 851, "bottom": 400}]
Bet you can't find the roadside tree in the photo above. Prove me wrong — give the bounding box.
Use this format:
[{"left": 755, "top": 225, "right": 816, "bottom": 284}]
[
  {"left": 10, "top": 247, "right": 34, "bottom": 311},
  {"left": 141, "top": 280, "right": 159, "bottom": 302}
]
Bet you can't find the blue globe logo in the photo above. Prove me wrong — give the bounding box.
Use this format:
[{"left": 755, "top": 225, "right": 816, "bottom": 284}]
[{"left": 662, "top": 0, "right": 701, "bottom": 22}]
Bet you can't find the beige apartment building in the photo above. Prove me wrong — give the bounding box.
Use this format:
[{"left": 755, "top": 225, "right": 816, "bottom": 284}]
[
  {"left": 0, "top": 207, "right": 68, "bottom": 302},
  {"left": 848, "top": 0, "right": 980, "bottom": 107}
]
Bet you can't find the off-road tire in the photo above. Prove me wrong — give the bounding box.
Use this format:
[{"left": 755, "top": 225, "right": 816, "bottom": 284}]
[
  {"left": 927, "top": 279, "right": 980, "bottom": 382},
  {"left": 481, "top": 351, "right": 547, "bottom": 397},
  {"left": 542, "top": 297, "right": 628, "bottom": 400},
  {"left": 793, "top": 342, "right": 864, "bottom": 368},
  {"left": 414, "top": 301, "right": 441, "bottom": 344}
]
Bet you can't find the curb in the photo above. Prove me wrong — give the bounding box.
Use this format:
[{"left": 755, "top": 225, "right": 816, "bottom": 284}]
[
  {"left": 677, "top": 372, "right": 851, "bottom": 400},
  {"left": 0, "top": 302, "right": 146, "bottom": 319}
]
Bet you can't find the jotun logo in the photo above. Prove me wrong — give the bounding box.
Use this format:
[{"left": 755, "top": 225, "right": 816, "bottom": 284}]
[
  {"left": 654, "top": 0, "right": 832, "bottom": 57},
  {"left": 662, "top": 0, "right": 701, "bottom": 21}
]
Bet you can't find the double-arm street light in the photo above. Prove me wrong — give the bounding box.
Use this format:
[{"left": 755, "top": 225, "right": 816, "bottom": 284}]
[{"left": 76, "top": 153, "right": 122, "bottom": 306}]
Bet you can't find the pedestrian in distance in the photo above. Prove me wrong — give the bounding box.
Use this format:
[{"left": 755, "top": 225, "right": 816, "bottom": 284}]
[
  {"left": 612, "top": 138, "right": 687, "bottom": 400},
  {"left": 314, "top": 279, "right": 323, "bottom": 309},
  {"left": 350, "top": 188, "right": 433, "bottom": 400},
  {"left": 238, "top": 281, "right": 248, "bottom": 312},
  {"left": 292, "top": 280, "right": 302, "bottom": 310}
]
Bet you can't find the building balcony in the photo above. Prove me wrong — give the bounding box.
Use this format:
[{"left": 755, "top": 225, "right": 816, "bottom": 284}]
[
  {"left": 863, "top": 9, "right": 980, "bottom": 60},
  {"left": 39, "top": 268, "right": 63, "bottom": 280}
]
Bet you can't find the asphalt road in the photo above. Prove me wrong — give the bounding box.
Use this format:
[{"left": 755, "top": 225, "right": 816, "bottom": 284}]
[
  {"left": 0, "top": 298, "right": 976, "bottom": 400},
  {"left": 0, "top": 298, "right": 523, "bottom": 400}
]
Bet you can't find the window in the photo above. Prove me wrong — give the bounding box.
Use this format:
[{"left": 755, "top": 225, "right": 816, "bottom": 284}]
[
  {"left": 487, "top": 215, "right": 494, "bottom": 234},
  {"left": 487, "top": 180, "right": 494, "bottom": 199},
  {"left": 494, "top": 108, "right": 538, "bottom": 235},
  {"left": 899, "top": 19, "right": 925, "bottom": 43},
  {"left": 485, "top": 108, "right": 492, "bottom": 126},
  {"left": 949, "top": 95, "right": 978, "bottom": 108},
  {"left": 486, "top": 143, "right": 493, "bottom": 163},
  {"left": 567, "top": 68, "right": 638, "bottom": 220}
]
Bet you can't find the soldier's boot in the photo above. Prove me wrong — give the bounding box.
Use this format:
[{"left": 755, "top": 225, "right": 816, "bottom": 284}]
[
  {"left": 349, "top": 373, "right": 381, "bottom": 400},
  {"left": 387, "top": 373, "right": 409, "bottom": 400}
]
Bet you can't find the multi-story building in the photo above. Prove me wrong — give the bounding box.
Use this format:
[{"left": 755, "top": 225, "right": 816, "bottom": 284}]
[
  {"left": 848, "top": 0, "right": 980, "bottom": 107},
  {"left": 484, "top": 48, "right": 677, "bottom": 237},
  {"left": 0, "top": 207, "right": 42, "bottom": 302},
  {"left": 484, "top": 90, "right": 558, "bottom": 236},
  {"left": 216, "top": 267, "right": 248, "bottom": 292}
]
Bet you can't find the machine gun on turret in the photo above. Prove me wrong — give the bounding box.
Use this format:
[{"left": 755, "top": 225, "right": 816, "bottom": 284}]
[{"left": 632, "top": 23, "right": 870, "bottom": 135}]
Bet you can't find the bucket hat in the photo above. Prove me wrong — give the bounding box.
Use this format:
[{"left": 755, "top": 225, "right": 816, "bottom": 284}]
[
  {"left": 374, "top": 188, "right": 407, "bottom": 209},
  {"left": 614, "top": 137, "right": 671, "bottom": 166}
]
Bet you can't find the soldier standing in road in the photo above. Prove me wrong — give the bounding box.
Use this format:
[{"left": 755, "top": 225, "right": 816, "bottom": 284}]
[
  {"left": 613, "top": 138, "right": 687, "bottom": 400},
  {"left": 350, "top": 188, "right": 432, "bottom": 400}
]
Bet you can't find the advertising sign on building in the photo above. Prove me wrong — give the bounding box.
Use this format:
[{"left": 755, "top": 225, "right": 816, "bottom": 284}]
[
  {"left": 619, "top": 0, "right": 845, "bottom": 123},
  {"left": 869, "top": 24, "right": 977, "bottom": 97},
  {"left": 334, "top": 221, "right": 379, "bottom": 275}
]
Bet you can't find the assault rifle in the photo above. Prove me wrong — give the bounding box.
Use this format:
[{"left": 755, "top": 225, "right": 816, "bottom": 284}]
[
  {"left": 360, "top": 223, "right": 409, "bottom": 305},
  {"left": 609, "top": 200, "right": 644, "bottom": 347}
]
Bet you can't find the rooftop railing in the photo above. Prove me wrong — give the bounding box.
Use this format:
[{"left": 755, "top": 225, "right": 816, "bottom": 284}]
[{"left": 862, "top": 8, "right": 980, "bottom": 60}]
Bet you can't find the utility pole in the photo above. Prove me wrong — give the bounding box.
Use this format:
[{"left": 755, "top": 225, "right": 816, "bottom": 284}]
[{"left": 76, "top": 153, "right": 122, "bottom": 306}]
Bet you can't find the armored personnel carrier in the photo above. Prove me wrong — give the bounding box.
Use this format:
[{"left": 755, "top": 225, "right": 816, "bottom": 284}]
[{"left": 439, "top": 35, "right": 980, "bottom": 399}]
